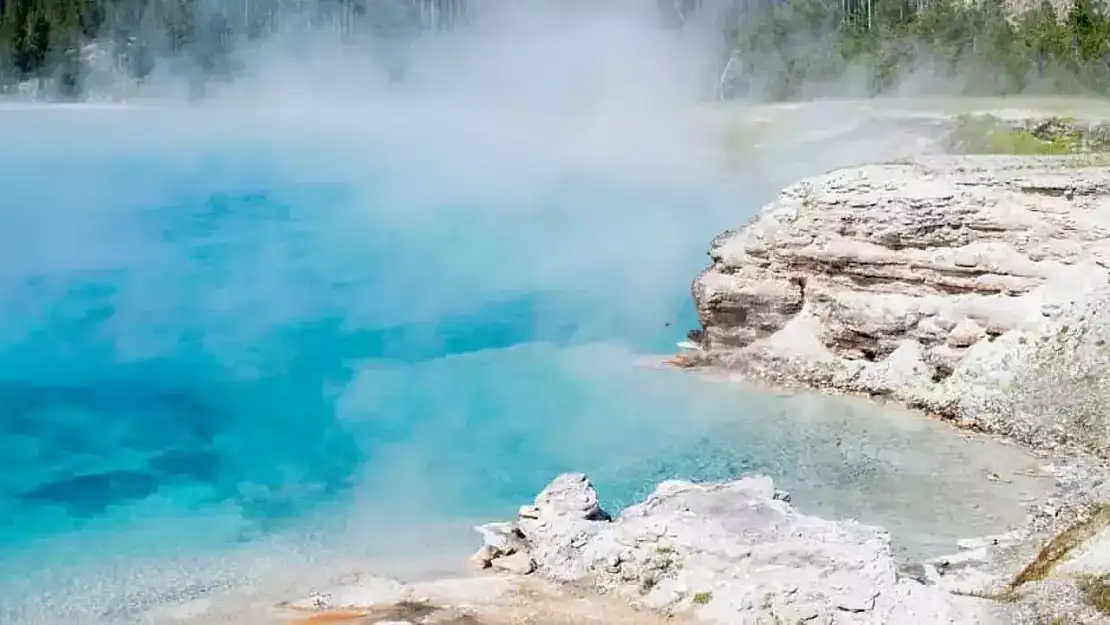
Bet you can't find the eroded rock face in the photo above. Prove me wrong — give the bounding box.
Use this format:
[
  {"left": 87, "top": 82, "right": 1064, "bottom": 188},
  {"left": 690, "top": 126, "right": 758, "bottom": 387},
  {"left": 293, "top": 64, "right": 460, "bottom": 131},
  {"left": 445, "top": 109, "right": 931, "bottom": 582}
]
[
  {"left": 474, "top": 473, "right": 1004, "bottom": 624},
  {"left": 689, "top": 154, "right": 1110, "bottom": 453}
]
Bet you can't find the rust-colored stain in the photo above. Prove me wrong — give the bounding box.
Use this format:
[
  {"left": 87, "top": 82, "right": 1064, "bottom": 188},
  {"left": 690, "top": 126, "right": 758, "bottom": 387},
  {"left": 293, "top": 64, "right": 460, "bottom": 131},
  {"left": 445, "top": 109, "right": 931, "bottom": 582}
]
[
  {"left": 284, "top": 609, "right": 368, "bottom": 624},
  {"left": 664, "top": 355, "right": 697, "bottom": 368}
]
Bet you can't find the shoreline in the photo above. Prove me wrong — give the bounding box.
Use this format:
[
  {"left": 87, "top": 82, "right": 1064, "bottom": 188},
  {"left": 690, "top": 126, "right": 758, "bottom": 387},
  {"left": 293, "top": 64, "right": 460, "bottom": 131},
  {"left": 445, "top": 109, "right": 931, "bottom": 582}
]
[
  {"left": 651, "top": 352, "right": 1087, "bottom": 552},
  {"left": 631, "top": 351, "right": 1056, "bottom": 565},
  {"left": 659, "top": 352, "right": 1110, "bottom": 529}
]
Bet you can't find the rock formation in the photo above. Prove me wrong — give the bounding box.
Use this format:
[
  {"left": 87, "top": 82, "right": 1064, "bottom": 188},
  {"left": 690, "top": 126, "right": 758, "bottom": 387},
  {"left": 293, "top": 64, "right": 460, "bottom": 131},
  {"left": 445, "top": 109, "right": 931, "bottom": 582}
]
[
  {"left": 687, "top": 153, "right": 1110, "bottom": 455},
  {"left": 677, "top": 142, "right": 1110, "bottom": 622},
  {"left": 471, "top": 473, "right": 1004, "bottom": 624}
]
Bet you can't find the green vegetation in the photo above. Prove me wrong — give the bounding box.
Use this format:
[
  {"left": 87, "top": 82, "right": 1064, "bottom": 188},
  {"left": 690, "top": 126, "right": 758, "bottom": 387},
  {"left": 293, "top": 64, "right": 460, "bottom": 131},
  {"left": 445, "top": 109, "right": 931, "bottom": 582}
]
[
  {"left": 7, "top": 0, "right": 1110, "bottom": 100},
  {"left": 692, "top": 591, "right": 713, "bottom": 605},
  {"left": 1011, "top": 504, "right": 1110, "bottom": 588},
  {"left": 944, "top": 115, "right": 1100, "bottom": 154},
  {"left": 0, "top": 0, "right": 449, "bottom": 98},
  {"left": 954, "top": 504, "right": 1110, "bottom": 612},
  {"left": 1078, "top": 574, "right": 1110, "bottom": 614},
  {"left": 727, "top": 0, "right": 1110, "bottom": 100}
]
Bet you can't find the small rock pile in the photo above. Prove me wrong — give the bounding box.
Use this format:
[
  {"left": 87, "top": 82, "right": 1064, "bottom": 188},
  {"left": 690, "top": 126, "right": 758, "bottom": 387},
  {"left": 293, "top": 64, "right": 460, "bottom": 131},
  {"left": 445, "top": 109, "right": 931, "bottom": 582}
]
[{"left": 471, "top": 473, "right": 611, "bottom": 578}]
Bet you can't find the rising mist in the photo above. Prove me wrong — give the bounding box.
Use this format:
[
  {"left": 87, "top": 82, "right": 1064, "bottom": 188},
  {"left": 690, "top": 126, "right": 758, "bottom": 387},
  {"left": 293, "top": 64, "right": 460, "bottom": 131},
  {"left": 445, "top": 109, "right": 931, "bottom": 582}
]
[{"left": 0, "top": 3, "right": 1041, "bottom": 624}]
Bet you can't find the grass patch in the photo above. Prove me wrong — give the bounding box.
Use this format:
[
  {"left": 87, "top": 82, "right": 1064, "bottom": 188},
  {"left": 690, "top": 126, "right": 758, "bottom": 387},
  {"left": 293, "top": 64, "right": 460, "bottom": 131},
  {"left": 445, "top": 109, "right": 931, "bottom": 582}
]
[
  {"left": 692, "top": 591, "right": 713, "bottom": 605},
  {"left": 1011, "top": 504, "right": 1110, "bottom": 589},
  {"left": 991, "top": 131, "right": 1077, "bottom": 155},
  {"left": 1077, "top": 574, "right": 1110, "bottom": 614},
  {"left": 950, "top": 114, "right": 1070, "bottom": 155},
  {"left": 950, "top": 587, "right": 1021, "bottom": 603},
  {"left": 944, "top": 114, "right": 1110, "bottom": 156}
]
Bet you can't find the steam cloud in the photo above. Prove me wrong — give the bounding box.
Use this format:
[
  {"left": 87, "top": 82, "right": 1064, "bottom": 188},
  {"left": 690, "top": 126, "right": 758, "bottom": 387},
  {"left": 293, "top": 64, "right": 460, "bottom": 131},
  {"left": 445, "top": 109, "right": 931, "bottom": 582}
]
[{"left": 0, "top": 3, "right": 1026, "bottom": 623}]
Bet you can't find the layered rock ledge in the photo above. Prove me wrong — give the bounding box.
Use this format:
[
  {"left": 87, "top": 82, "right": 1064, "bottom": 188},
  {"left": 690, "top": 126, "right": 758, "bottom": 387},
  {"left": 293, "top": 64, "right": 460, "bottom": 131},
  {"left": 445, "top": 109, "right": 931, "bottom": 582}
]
[{"left": 687, "top": 154, "right": 1110, "bottom": 456}]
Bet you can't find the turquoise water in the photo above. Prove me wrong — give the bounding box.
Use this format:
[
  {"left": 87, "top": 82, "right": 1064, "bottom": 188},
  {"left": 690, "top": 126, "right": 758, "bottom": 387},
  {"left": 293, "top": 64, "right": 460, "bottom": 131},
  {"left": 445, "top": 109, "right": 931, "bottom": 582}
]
[{"left": 0, "top": 107, "right": 1048, "bottom": 624}]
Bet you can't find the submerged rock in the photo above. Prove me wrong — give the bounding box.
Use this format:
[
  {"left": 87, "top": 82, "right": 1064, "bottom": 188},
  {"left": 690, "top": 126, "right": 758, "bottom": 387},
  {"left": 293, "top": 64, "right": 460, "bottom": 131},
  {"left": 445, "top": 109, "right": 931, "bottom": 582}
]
[
  {"left": 688, "top": 154, "right": 1110, "bottom": 456},
  {"left": 473, "top": 472, "right": 1005, "bottom": 624}
]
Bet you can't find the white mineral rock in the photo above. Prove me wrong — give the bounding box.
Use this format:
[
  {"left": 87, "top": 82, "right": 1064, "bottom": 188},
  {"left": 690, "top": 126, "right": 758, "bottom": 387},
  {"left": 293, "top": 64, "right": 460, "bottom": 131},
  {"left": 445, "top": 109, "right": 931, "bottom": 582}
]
[
  {"left": 691, "top": 154, "right": 1110, "bottom": 454},
  {"left": 475, "top": 472, "right": 1007, "bottom": 624}
]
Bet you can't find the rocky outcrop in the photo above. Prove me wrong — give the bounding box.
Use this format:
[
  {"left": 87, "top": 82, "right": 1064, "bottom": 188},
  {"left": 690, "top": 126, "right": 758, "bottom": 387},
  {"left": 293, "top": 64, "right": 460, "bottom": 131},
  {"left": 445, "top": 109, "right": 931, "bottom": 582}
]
[
  {"left": 265, "top": 473, "right": 1110, "bottom": 625},
  {"left": 471, "top": 473, "right": 1005, "bottom": 624},
  {"left": 688, "top": 154, "right": 1110, "bottom": 455}
]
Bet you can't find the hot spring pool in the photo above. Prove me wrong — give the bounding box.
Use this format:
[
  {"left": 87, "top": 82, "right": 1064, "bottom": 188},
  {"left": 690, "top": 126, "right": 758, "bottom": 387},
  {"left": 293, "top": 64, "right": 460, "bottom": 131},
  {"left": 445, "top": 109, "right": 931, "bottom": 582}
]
[{"left": 0, "top": 107, "right": 1050, "bottom": 624}]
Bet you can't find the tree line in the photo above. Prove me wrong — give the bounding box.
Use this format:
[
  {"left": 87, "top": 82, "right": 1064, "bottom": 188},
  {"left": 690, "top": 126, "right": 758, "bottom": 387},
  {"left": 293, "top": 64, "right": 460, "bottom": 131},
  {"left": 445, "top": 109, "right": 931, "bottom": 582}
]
[
  {"left": 725, "top": 0, "right": 1110, "bottom": 98},
  {"left": 3, "top": 0, "right": 1110, "bottom": 100},
  {"left": 0, "top": 0, "right": 471, "bottom": 98}
]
